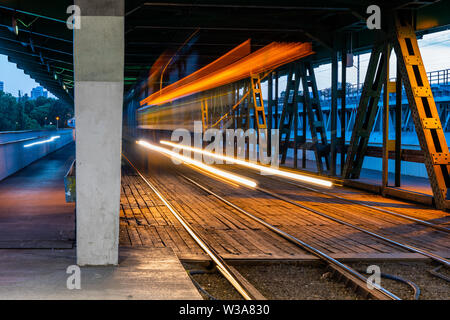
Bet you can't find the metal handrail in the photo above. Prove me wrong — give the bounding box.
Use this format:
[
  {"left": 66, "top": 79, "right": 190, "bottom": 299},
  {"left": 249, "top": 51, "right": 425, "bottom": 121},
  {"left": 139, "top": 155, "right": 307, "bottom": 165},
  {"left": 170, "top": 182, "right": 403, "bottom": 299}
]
[
  {"left": 0, "top": 129, "right": 72, "bottom": 146},
  {"left": 317, "top": 68, "right": 450, "bottom": 99}
]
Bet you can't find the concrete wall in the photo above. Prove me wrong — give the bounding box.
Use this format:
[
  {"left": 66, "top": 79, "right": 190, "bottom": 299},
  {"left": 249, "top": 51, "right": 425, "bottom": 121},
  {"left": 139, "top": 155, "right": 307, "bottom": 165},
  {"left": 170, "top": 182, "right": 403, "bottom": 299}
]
[
  {"left": 74, "top": 0, "right": 124, "bottom": 266},
  {"left": 0, "top": 129, "right": 74, "bottom": 181},
  {"left": 0, "top": 130, "right": 65, "bottom": 144}
]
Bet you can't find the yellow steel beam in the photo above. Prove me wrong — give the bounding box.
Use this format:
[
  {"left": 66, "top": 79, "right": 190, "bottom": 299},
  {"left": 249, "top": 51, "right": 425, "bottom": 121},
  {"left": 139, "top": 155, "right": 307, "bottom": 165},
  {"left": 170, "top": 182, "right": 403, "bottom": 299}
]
[{"left": 394, "top": 16, "right": 450, "bottom": 209}]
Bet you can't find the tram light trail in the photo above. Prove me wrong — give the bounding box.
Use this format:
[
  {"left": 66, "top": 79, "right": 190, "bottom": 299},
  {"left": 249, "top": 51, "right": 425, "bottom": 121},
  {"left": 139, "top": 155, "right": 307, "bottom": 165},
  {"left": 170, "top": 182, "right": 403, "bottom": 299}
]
[
  {"left": 140, "top": 41, "right": 313, "bottom": 107},
  {"left": 23, "top": 135, "right": 60, "bottom": 148},
  {"left": 185, "top": 163, "right": 240, "bottom": 188},
  {"left": 160, "top": 140, "right": 333, "bottom": 187},
  {"left": 137, "top": 140, "right": 257, "bottom": 188}
]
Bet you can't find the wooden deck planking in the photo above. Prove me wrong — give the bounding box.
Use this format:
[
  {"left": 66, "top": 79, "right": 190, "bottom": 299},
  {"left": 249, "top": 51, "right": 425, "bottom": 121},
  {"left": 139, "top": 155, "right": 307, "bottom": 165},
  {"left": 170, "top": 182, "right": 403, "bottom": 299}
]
[
  {"left": 119, "top": 160, "right": 450, "bottom": 261},
  {"left": 213, "top": 166, "right": 450, "bottom": 253}
]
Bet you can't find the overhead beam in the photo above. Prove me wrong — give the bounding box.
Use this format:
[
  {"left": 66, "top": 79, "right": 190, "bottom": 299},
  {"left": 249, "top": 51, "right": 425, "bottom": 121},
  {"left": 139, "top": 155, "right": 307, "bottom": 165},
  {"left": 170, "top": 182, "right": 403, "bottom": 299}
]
[
  {"left": 6, "top": 55, "right": 73, "bottom": 76},
  {"left": 0, "top": 34, "right": 72, "bottom": 56},
  {"left": 0, "top": 5, "right": 67, "bottom": 24},
  {"left": 0, "top": 1, "right": 72, "bottom": 22},
  {"left": 140, "top": 2, "right": 353, "bottom": 11},
  {"left": 0, "top": 39, "right": 73, "bottom": 64},
  {"left": 128, "top": 25, "right": 325, "bottom": 33},
  {"left": 126, "top": 41, "right": 266, "bottom": 47},
  {"left": 0, "top": 23, "right": 71, "bottom": 43}
]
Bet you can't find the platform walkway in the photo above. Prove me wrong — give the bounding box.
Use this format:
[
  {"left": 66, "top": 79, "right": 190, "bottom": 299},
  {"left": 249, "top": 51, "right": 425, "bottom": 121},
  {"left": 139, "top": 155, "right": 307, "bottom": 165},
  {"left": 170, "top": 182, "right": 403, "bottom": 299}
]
[
  {"left": 0, "top": 248, "right": 202, "bottom": 299},
  {"left": 0, "top": 142, "right": 202, "bottom": 299},
  {"left": 0, "top": 142, "right": 75, "bottom": 248}
]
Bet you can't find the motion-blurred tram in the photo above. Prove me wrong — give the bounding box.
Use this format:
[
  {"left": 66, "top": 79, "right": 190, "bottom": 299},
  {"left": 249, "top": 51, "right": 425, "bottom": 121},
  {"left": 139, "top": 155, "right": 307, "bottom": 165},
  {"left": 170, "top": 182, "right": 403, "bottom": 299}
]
[{"left": 123, "top": 36, "right": 313, "bottom": 143}]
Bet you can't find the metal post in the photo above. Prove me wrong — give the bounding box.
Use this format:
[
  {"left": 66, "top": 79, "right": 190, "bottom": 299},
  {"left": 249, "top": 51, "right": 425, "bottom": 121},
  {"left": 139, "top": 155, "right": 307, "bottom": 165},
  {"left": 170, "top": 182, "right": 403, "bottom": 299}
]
[
  {"left": 294, "top": 97, "right": 298, "bottom": 169},
  {"left": 341, "top": 36, "right": 347, "bottom": 176},
  {"left": 245, "top": 81, "right": 250, "bottom": 161},
  {"left": 302, "top": 91, "right": 307, "bottom": 168},
  {"left": 393, "top": 14, "right": 450, "bottom": 209},
  {"left": 268, "top": 73, "right": 273, "bottom": 157},
  {"left": 343, "top": 41, "right": 386, "bottom": 179},
  {"left": 382, "top": 43, "right": 391, "bottom": 190},
  {"left": 275, "top": 71, "right": 278, "bottom": 129},
  {"left": 292, "top": 68, "right": 299, "bottom": 168},
  {"left": 331, "top": 43, "right": 338, "bottom": 176},
  {"left": 395, "top": 59, "right": 402, "bottom": 187},
  {"left": 236, "top": 82, "right": 240, "bottom": 129},
  {"left": 357, "top": 54, "right": 360, "bottom": 92}
]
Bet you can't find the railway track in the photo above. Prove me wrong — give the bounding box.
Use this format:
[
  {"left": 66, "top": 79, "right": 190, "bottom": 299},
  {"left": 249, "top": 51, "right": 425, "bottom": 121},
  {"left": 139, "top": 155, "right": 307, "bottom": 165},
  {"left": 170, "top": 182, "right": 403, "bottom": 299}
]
[
  {"left": 238, "top": 166, "right": 450, "bottom": 234},
  {"left": 158, "top": 140, "right": 449, "bottom": 234},
  {"left": 123, "top": 153, "right": 401, "bottom": 300},
  {"left": 123, "top": 154, "right": 264, "bottom": 300},
  {"left": 255, "top": 186, "right": 450, "bottom": 266},
  {"left": 176, "top": 163, "right": 450, "bottom": 296},
  {"left": 203, "top": 165, "right": 450, "bottom": 267}
]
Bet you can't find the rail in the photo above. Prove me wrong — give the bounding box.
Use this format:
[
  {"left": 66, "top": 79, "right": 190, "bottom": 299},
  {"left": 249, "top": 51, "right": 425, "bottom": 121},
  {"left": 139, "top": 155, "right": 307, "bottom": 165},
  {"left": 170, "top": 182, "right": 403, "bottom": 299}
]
[
  {"left": 179, "top": 172, "right": 400, "bottom": 300},
  {"left": 134, "top": 142, "right": 401, "bottom": 300},
  {"left": 317, "top": 68, "right": 450, "bottom": 100},
  {"left": 223, "top": 165, "right": 450, "bottom": 267},
  {"left": 122, "top": 154, "right": 265, "bottom": 300}
]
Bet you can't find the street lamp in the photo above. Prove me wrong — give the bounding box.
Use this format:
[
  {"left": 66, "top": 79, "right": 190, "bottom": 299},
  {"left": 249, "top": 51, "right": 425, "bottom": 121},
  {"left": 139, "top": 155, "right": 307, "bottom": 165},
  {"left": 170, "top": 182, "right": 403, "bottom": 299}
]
[{"left": 56, "top": 116, "right": 60, "bottom": 130}]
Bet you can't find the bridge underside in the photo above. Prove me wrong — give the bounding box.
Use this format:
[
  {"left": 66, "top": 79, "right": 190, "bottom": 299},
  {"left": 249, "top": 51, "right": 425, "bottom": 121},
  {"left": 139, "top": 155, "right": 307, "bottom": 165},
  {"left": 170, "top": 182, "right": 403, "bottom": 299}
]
[{"left": 0, "top": 0, "right": 449, "bottom": 266}]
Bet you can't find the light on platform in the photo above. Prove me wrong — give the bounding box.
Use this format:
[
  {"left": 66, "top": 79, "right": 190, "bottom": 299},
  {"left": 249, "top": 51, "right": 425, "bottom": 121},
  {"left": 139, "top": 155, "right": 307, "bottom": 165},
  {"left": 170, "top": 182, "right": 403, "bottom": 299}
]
[
  {"left": 137, "top": 140, "right": 257, "bottom": 188},
  {"left": 160, "top": 140, "right": 333, "bottom": 188},
  {"left": 24, "top": 136, "right": 60, "bottom": 148}
]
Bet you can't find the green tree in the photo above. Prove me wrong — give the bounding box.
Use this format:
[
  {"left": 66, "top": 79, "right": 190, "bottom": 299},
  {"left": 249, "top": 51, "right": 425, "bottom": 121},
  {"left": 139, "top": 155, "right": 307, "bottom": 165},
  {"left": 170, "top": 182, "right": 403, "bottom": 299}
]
[
  {"left": 0, "top": 91, "right": 74, "bottom": 131},
  {"left": 0, "top": 91, "right": 19, "bottom": 131}
]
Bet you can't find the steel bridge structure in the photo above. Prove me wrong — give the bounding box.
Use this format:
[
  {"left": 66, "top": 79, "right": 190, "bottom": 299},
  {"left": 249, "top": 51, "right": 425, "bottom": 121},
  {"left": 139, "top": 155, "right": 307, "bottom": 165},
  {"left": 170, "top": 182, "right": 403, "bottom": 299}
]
[{"left": 1, "top": 0, "right": 450, "bottom": 266}]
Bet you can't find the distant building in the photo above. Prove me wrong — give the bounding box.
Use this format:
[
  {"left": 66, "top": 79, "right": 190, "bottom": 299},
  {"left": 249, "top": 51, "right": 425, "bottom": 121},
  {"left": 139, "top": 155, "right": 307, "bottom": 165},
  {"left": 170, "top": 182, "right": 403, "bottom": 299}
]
[
  {"left": 31, "top": 86, "right": 48, "bottom": 99},
  {"left": 0, "top": 81, "right": 4, "bottom": 92}
]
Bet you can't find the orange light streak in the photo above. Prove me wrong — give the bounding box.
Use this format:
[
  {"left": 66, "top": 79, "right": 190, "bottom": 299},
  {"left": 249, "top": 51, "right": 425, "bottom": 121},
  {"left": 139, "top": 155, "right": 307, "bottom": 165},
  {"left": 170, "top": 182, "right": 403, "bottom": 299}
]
[
  {"left": 160, "top": 140, "right": 333, "bottom": 188},
  {"left": 136, "top": 140, "right": 257, "bottom": 188},
  {"left": 140, "top": 41, "right": 313, "bottom": 107}
]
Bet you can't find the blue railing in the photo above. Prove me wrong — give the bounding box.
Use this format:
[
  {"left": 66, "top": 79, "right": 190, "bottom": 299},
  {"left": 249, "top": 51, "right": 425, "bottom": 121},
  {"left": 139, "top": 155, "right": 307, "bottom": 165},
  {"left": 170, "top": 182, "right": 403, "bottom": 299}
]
[
  {"left": 317, "top": 68, "right": 450, "bottom": 101},
  {"left": 315, "top": 69, "right": 450, "bottom": 112}
]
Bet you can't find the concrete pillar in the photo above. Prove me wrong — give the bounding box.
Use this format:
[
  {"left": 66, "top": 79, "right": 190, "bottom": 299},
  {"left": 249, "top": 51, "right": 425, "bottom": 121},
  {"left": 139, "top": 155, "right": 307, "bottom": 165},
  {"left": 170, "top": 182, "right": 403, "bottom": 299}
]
[{"left": 74, "top": 0, "right": 124, "bottom": 265}]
